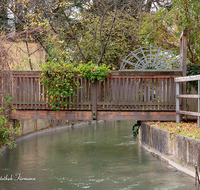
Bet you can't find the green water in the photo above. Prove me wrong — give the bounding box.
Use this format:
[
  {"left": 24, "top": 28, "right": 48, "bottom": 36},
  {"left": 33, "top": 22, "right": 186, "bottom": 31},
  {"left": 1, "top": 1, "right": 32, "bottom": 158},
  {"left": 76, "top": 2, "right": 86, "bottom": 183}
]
[{"left": 0, "top": 121, "right": 197, "bottom": 190}]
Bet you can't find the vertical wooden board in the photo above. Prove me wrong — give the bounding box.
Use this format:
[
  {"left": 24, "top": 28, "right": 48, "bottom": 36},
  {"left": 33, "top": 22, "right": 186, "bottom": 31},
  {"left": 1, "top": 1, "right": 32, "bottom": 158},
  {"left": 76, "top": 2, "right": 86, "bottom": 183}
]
[
  {"left": 159, "top": 79, "right": 162, "bottom": 110},
  {"left": 143, "top": 79, "right": 147, "bottom": 110},
  {"left": 128, "top": 78, "right": 131, "bottom": 103},
  {"left": 171, "top": 78, "right": 175, "bottom": 109},
  {"left": 24, "top": 77, "right": 29, "bottom": 108},
  {"left": 20, "top": 77, "right": 23, "bottom": 109},
  {"left": 140, "top": 78, "right": 143, "bottom": 109},
  {"left": 104, "top": 79, "right": 107, "bottom": 104},
  {"left": 108, "top": 78, "right": 112, "bottom": 104},
  {"left": 159, "top": 79, "right": 162, "bottom": 105},
  {"left": 148, "top": 79, "right": 150, "bottom": 110},
  {"left": 136, "top": 79, "right": 139, "bottom": 102},
  {"left": 32, "top": 78, "right": 35, "bottom": 109},
  {"left": 76, "top": 78, "right": 79, "bottom": 109},
  {"left": 12, "top": 77, "right": 16, "bottom": 107},
  {"left": 132, "top": 78, "right": 135, "bottom": 102},
  {"left": 155, "top": 79, "right": 158, "bottom": 110},
  {"left": 125, "top": 78, "right": 128, "bottom": 102},
  {"left": 163, "top": 79, "right": 166, "bottom": 110},
  {"left": 167, "top": 78, "right": 170, "bottom": 109},
  {"left": 101, "top": 81, "right": 104, "bottom": 104},
  {"left": 115, "top": 78, "right": 120, "bottom": 102},
  {"left": 144, "top": 79, "right": 147, "bottom": 102},
  {"left": 82, "top": 79, "right": 85, "bottom": 103},
  {"left": 87, "top": 79, "right": 90, "bottom": 109},
  {"left": 120, "top": 78, "right": 123, "bottom": 102},
  {"left": 36, "top": 77, "right": 39, "bottom": 109},
  {"left": 151, "top": 79, "right": 154, "bottom": 102},
  {"left": 40, "top": 80, "right": 43, "bottom": 109},
  {"left": 112, "top": 78, "right": 115, "bottom": 103},
  {"left": 80, "top": 78, "right": 83, "bottom": 109}
]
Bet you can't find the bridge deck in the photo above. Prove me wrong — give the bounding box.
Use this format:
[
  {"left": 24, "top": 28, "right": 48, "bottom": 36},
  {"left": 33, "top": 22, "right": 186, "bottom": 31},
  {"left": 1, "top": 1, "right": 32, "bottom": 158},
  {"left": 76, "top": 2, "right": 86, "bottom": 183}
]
[
  {"left": 7, "top": 71, "right": 181, "bottom": 121},
  {"left": 10, "top": 110, "right": 176, "bottom": 121}
]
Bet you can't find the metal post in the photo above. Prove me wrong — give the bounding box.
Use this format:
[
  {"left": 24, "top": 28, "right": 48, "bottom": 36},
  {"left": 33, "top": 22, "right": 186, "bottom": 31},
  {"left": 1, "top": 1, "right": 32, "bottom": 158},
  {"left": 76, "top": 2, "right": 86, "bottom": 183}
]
[
  {"left": 176, "top": 82, "right": 180, "bottom": 123},
  {"left": 198, "top": 80, "right": 200, "bottom": 128}
]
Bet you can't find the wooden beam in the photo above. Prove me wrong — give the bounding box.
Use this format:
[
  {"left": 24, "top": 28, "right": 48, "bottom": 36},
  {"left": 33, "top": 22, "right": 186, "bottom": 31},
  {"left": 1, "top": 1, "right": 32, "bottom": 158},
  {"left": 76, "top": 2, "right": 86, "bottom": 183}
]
[
  {"left": 10, "top": 110, "right": 176, "bottom": 121},
  {"left": 176, "top": 94, "right": 200, "bottom": 98},
  {"left": 97, "top": 111, "right": 176, "bottom": 121},
  {"left": 175, "top": 75, "right": 200, "bottom": 82},
  {"left": 177, "top": 110, "right": 199, "bottom": 117},
  {"left": 10, "top": 110, "right": 93, "bottom": 120}
]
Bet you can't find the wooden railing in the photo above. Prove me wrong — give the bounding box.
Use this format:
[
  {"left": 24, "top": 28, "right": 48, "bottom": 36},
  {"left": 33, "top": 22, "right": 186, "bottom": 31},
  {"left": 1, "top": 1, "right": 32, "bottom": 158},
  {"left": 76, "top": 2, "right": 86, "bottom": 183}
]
[
  {"left": 10, "top": 71, "right": 181, "bottom": 116},
  {"left": 175, "top": 75, "right": 200, "bottom": 127}
]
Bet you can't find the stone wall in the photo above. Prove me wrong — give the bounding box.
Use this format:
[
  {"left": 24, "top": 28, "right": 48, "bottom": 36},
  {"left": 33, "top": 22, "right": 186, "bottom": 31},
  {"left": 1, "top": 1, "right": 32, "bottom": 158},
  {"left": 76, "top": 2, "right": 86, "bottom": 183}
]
[
  {"left": 140, "top": 122, "right": 200, "bottom": 173},
  {"left": 18, "top": 119, "right": 69, "bottom": 135}
]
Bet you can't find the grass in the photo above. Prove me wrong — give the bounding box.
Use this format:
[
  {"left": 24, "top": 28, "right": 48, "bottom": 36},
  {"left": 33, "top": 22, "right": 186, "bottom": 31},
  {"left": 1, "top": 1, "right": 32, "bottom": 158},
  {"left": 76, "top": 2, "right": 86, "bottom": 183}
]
[{"left": 148, "top": 121, "right": 200, "bottom": 139}]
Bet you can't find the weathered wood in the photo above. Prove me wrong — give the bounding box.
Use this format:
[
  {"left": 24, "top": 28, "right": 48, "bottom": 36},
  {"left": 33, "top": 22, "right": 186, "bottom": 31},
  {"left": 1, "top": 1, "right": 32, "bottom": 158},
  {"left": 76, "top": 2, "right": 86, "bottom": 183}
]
[
  {"left": 10, "top": 110, "right": 176, "bottom": 121},
  {"left": 176, "top": 110, "right": 199, "bottom": 117},
  {"left": 177, "top": 95, "right": 200, "bottom": 98},
  {"left": 97, "top": 111, "right": 176, "bottom": 121},
  {"left": 9, "top": 71, "right": 180, "bottom": 119},
  {"left": 175, "top": 75, "right": 200, "bottom": 82},
  {"left": 92, "top": 80, "right": 97, "bottom": 119},
  {"left": 10, "top": 110, "right": 93, "bottom": 120}
]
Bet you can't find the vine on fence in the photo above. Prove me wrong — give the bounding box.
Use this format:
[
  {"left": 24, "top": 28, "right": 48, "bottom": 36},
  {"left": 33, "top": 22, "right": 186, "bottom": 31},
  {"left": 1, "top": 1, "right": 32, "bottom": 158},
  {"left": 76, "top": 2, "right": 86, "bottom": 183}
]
[{"left": 40, "top": 61, "right": 112, "bottom": 111}]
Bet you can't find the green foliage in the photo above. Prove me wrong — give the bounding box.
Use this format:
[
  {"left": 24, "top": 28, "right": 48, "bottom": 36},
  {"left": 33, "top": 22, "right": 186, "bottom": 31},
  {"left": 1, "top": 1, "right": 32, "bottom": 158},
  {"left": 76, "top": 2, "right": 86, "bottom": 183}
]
[
  {"left": 76, "top": 62, "right": 111, "bottom": 83},
  {"left": 0, "top": 95, "right": 20, "bottom": 155},
  {"left": 40, "top": 60, "right": 112, "bottom": 110},
  {"left": 40, "top": 61, "right": 78, "bottom": 111},
  {"left": 132, "top": 123, "right": 140, "bottom": 139},
  {"left": 138, "top": 0, "right": 200, "bottom": 64}
]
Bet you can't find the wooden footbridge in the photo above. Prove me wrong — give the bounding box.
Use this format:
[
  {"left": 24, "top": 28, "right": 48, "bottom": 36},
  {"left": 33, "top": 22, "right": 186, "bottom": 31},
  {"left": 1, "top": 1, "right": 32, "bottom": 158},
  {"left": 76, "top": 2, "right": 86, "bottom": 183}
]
[
  {"left": 8, "top": 70, "right": 180, "bottom": 121},
  {"left": 7, "top": 31, "right": 187, "bottom": 121}
]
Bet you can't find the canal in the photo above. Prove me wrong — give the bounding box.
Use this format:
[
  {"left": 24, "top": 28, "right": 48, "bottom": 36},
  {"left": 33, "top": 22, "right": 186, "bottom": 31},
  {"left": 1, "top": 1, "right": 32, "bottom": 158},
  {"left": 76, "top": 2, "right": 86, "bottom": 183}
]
[{"left": 0, "top": 121, "right": 197, "bottom": 189}]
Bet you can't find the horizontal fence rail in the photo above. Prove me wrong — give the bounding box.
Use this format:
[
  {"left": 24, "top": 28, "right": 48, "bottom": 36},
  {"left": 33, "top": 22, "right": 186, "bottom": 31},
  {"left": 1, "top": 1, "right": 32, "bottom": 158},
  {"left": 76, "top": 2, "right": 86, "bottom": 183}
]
[
  {"left": 8, "top": 71, "right": 181, "bottom": 113},
  {"left": 175, "top": 74, "right": 200, "bottom": 127}
]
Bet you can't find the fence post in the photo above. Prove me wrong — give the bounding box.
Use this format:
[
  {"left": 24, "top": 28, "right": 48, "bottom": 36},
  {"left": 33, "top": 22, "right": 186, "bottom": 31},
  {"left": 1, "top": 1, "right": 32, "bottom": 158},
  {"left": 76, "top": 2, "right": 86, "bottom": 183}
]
[
  {"left": 92, "top": 80, "right": 97, "bottom": 120},
  {"left": 176, "top": 82, "right": 180, "bottom": 123},
  {"left": 180, "top": 30, "right": 187, "bottom": 115},
  {"left": 198, "top": 80, "right": 200, "bottom": 128}
]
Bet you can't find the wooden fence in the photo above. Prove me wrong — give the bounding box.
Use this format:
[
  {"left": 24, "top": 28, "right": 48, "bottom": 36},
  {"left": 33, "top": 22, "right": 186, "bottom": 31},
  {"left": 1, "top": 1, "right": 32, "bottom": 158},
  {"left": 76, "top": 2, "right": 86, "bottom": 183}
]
[
  {"left": 7, "top": 71, "right": 181, "bottom": 121},
  {"left": 175, "top": 75, "right": 200, "bottom": 127}
]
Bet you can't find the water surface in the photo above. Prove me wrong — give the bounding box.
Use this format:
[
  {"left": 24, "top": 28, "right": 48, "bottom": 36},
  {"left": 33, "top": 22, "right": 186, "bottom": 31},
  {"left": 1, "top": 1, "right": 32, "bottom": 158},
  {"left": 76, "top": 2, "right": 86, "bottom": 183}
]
[{"left": 0, "top": 121, "right": 197, "bottom": 190}]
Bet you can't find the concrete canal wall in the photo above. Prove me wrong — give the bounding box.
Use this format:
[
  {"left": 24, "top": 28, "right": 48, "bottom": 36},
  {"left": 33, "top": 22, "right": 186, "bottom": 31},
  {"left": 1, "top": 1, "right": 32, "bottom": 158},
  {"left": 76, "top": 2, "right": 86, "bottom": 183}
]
[
  {"left": 18, "top": 119, "right": 69, "bottom": 135},
  {"left": 139, "top": 122, "right": 200, "bottom": 178}
]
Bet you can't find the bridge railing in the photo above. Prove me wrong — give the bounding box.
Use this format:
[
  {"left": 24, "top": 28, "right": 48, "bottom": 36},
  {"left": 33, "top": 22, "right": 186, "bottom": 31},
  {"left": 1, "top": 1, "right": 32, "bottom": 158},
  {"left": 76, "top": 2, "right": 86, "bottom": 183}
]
[
  {"left": 9, "top": 70, "right": 181, "bottom": 113},
  {"left": 175, "top": 75, "right": 200, "bottom": 128}
]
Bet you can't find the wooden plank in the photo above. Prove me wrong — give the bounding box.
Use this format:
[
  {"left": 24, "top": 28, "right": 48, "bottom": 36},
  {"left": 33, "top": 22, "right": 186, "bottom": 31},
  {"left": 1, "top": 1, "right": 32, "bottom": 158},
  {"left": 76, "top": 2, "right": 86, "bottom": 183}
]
[
  {"left": 132, "top": 78, "right": 135, "bottom": 102},
  {"left": 10, "top": 110, "right": 176, "bottom": 121},
  {"left": 177, "top": 110, "right": 199, "bottom": 117},
  {"left": 92, "top": 80, "right": 97, "bottom": 119},
  {"left": 148, "top": 79, "right": 150, "bottom": 110},
  {"left": 171, "top": 78, "right": 174, "bottom": 109},
  {"left": 163, "top": 78, "right": 166, "bottom": 110},
  {"left": 97, "top": 102, "right": 175, "bottom": 106},
  {"left": 10, "top": 110, "right": 93, "bottom": 120},
  {"left": 174, "top": 75, "right": 200, "bottom": 82},
  {"left": 36, "top": 77, "right": 39, "bottom": 109},
  {"left": 24, "top": 76, "right": 28, "bottom": 109},
  {"left": 140, "top": 78, "right": 143, "bottom": 103},
  {"left": 155, "top": 78, "right": 158, "bottom": 110},
  {"left": 143, "top": 79, "right": 147, "bottom": 110},
  {"left": 177, "top": 95, "right": 200, "bottom": 98},
  {"left": 159, "top": 79, "right": 162, "bottom": 110},
  {"left": 97, "top": 111, "right": 176, "bottom": 121}
]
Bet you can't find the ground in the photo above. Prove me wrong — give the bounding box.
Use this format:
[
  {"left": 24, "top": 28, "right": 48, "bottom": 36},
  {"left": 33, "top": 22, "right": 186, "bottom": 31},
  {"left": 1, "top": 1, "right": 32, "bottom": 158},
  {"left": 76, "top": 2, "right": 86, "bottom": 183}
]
[{"left": 149, "top": 120, "right": 200, "bottom": 139}]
